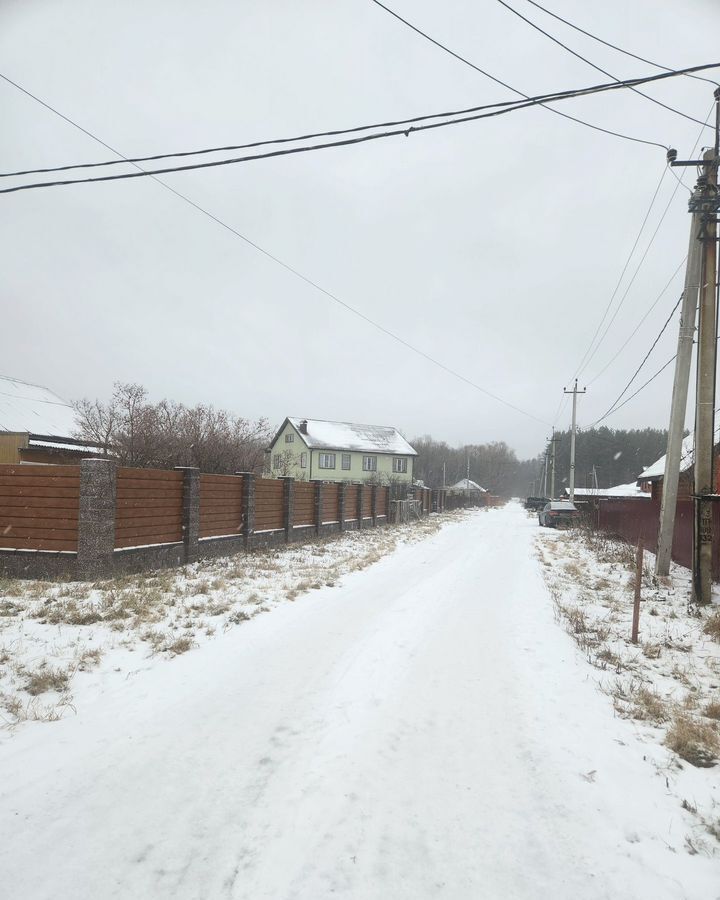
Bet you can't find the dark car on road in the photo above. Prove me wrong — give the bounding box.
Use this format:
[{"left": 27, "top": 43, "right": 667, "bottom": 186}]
[
  {"left": 538, "top": 500, "right": 580, "bottom": 528},
  {"left": 524, "top": 496, "right": 550, "bottom": 511}
]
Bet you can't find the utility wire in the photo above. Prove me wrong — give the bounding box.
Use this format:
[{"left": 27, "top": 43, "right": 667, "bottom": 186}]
[
  {"left": 368, "top": 0, "right": 676, "bottom": 148},
  {"left": 588, "top": 257, "right": 686, "bottom": 385},
  {"left": 520, "top": 0, "right": 719, "bottom": 88},
  {"left": 0, "top": 73, "right": 551, "bottom": 426},
  {"left": 578, "top": 103, "right": 713, "bottom": 380},
  {"left": 592, "top": 292, "right": 684, "bottom": 424},
  {"left": 8, "top": 65, "right": 714, "bottom": 194},
  {"left": 569, "top": 165, "right": 668, "bottom": 382},
  {"left": 591, "top": 354, "right": 676, "bottom": 425},
  {"left": 495, "top": 0, "right": 712, "bottom": 129}
]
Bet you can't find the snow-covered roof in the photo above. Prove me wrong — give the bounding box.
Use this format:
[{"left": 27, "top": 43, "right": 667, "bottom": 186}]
[
  {"left": 28, "top": 438, "right": 103, "bottom": 454},
  {"left": 448, "top": 478, "right": 487, "bottom": 492},
  {"left": 284, "top": 417, "right": 416, "bottom": 455},
  {"left": 0, "top": 375, "right": 81, "bottom": 438},
  {"left": 638, "top": 427, "right": 720, "bottom": 482},
  {"left": 566, "top": 482, "right": 649, "bottom": 499}
]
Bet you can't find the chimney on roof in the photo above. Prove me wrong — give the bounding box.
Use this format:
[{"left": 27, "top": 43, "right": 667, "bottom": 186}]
[{"left": 299, "top": 419, "right": 308, "bottom": 435}]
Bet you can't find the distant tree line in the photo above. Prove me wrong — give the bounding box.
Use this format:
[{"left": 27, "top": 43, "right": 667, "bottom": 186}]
[
  {"left": 74, "top": 383, "right": 271, "bottom": 474},
  {"left": 413, "top": 426, "right": 670, "bottom": 497},
  {"left": 541, "top": 426, "right": 669, "bottom": 493}
]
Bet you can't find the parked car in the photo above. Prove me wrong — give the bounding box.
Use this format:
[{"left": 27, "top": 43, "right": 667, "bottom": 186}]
[
  {"left": 525, "top": 496, "right": 550, "bottom": 511},
  {"left": 538, "top": 501, "right": 580, "bottom": 528}
]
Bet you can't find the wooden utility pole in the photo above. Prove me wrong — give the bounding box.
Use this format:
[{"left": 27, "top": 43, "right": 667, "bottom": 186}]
[
  {"left": 548, "top": 428, "right": 559, "bottom": 500},
  {"left": 564, "top": 380, "right": 586, "bottom": 503},
  {"left": 631, "top": 541, "right": 644, "bottom": 644}
]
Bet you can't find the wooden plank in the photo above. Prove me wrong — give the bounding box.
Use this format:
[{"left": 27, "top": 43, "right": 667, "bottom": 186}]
[
  {"left": 117, "top": 505, "right": 186, "bottom": 520},
  {"left": 0, "top": 515, "right": 78, "bottom": 531},
  {"left": 0, "top": 495, "right": 79, "bottom": 509},
  {"left": 116, "top": 497, "right": 182, "bottom": 510},
  {"left": 115, "top": 478, "right": 184, "bottom": 492},
  {"left": 199, "top": 475, "right": 243, "bottom": 485},
  {"left": 116, "top": 488, "right": 183, "bottom": 500},
  {"left": 0, "top": 464, "right": 80, "bottom": 477},
  {"left": 0, "top": 475, "right": 80, "bottom": 489},
  {"left": 0, "top": 537, "right": 77, "bottom": 551},
  {"left": 0, "top": 524, "right": 78, "bottom": 539},
  {"left": 0, "top": 485, "right": 80, "bottom": 499},
  {"left": 114, "top": 515, "right": 183, "bottom": 530},
  {"left": 117, "top": 467, "right": 184, "bottom": 481},
  {"left": 114, "top": 524, "right": 182, "bottom": 540},
  {"left": 115, "top": 534, "right": 181, "bottom": 549}
]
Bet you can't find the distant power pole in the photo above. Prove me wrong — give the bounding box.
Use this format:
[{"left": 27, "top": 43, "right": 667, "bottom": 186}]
[
  {"left": 563, "top": 380, "right": 586, "bottom": 503},
  {"left": 667, "top": 90, "right": 720, "bottom": 602},
  {"left": 542, "top": 450, "right": 549, "bottom": 497},
  {"left": 548, "top": 428, "right": 559, "bottom": 499}
]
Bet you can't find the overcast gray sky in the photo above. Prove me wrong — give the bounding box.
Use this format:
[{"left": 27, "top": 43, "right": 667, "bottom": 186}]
[{"left": 2, "top": 0, "right": 718, "bottom": 457}]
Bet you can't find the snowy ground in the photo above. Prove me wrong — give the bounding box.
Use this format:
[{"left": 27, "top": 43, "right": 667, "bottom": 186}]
[
  {"left": 0, "top": 514, "right": 448, "bottom": 728},
  {"left": 536, "top": 517, "right": 720, "bottom": 856},
  {"left": 0, "top": 503, "right": 719, "bottom": 898}
]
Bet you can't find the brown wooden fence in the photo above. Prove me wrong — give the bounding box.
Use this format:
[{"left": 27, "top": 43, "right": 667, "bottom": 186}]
[
  {"left": 345, "top": 484, "right": 359, "bottom": 521},
  {"left": 293, "top": 481, "right": 316, "bottom": 528},
  {"left": 0, "top": 464, "right": 80, "bottom": 551},
  {"left": 254, "top": 478, "right": 285, "bottom": 532},
  {"left": 200, "top": 474, "right": 244, "bottom": 539},
  {"left": 322, "top": 483, "right": 340, "bottom": 524},
  {"left": 115, "top": 467, "right": 183, "bottom": 549}
]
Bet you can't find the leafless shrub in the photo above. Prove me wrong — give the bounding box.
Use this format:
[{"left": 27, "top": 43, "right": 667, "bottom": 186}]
[
  {"left": 642, "top": 642, "right": 662, "bottom": 660},
  {"left": 703, "top": 611, "right": 720, "bottom": 642},
  {"left": 703, "top": 700, "right": 720, "bottom": 721},
  {"left": 165, "top": 636, "right": 195, "bottom": 656},
  {"left": 228, "top": 610, "right": 251, "bottom": 624},
  {"left": 610, "top": 680, "right": 670, "bottom": 724},
  {"left": 665, "top": 714, "right": 719, "bottom": 768}
]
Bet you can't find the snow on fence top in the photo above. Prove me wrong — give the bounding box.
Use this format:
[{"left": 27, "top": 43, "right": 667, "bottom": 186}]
[{"left": 286, "top": 417, "right": 416, "bottom": 455}]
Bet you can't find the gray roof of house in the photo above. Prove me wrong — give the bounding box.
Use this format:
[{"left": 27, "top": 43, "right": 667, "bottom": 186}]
[
  {"left": 0, "top": 375, "right": 81, "bottom": 438},
  {"left": 285, "top": 417, "right": 416, "bottom": 455}
]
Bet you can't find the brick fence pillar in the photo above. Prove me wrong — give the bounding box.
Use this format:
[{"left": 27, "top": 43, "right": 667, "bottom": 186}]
[
  {"left": 280, "top": 476, "right": 294, "bottom": 543},
  {"left": 371, "top": 484, "right": 378, "bottom": 527},
  {"left": 77, "top": 458, "right": 117, "bottom": 580},
  {"left": 338, "top": 482, "right": 347, "bottom": 532},
  {"left": 357, "top": 483, "right": 365, "bottom": 529},
  {"left": 176, "top": 467, "right": 200, "bottom": 563},
  {"left": 236, "top": 472, "right": 255, "bottom": 549},
  {"left": 313, "top": 480, "right": 324, "bottom": 535}
]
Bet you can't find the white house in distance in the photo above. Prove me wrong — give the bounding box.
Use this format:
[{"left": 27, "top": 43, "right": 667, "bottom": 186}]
[{"left": 267, "top": 417, "right": 417, "bottom": 484}]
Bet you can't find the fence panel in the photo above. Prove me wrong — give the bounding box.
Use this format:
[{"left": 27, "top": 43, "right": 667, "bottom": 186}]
[
  {"left": 322, "top": 483, "right": 340, "bottom": 523},
  {"left": 199, "top": 474, "right": 243, "bottom": 538},
  {"left": 344, "top": 484, "right": 359, "bottom": 522},
  {"left": 362, "top": 487, "right": 372, "bottom": 518},
  {"left": 254, "top": 478, "right": 284, "bottom": 532},
  {"left": 293, "top": 481, "right": 316, "bottom": 527},
  {"left": 0, "top": 464, "right": 80, "bottom": 551},
  {"left": 377, "top": 486, "right": 388, "bottom": 517},
  {"left": 115, "top": 467, "right": 183, "bottom": 548}
]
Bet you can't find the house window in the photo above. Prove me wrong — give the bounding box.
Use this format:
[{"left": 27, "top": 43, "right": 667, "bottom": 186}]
[
  {"left": 341, "top": 453, "right": 351, "bottom": 470},
  {"left": 285, "top": 433, "right": 294, "bottom": 443},
  {"left": 319, "top": 453, "right": 336, "bottom": 469},
  {"left": 273, "top": 454, "right": 281, "bottom": 469},
  {"left": 393, "top": 457, "right": 408, "bottom": 474},
  {"left": 300, "top": 452, "right": 307, "bottom": 468},
  {"left": 362, "top": 456, "right": 377, "bottom": 472}
]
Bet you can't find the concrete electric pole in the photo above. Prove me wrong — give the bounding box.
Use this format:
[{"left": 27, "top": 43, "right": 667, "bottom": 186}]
[
  {"left": 666, "top": 88, "right": 720, "bottom": 602},
  {"left": 655, "top": 199, "right": 703, "bottom": 576},
  {"left": 548, "top": 428, "right": 559, "bottom": 500},
  {"left": 564, "top": 380, "right": 586, "bottom": 503}
]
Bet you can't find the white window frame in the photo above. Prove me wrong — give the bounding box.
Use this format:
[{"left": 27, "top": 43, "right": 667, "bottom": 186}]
[
  {"left": 319, "top": 453, "right": 336, "bottom": 469},
  {"left": 392, "top": 457, "right": 408, "bottom": 474},
  {"left": 285, "top": 433, "right": 294, "bottom": 443},
  {"left": 341, "top": 453, "right": 351, "bottom": 470},
  {"left": 362, "top": 455, "right": 377, "bottom": 472},
  {"left": 300, "top": 452, "right": 307, "bottom": 468}
]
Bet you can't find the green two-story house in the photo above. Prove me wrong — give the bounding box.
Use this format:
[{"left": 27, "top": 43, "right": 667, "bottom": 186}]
[{"left": 266, "top": 417, "right": 417, "bottom": 484}]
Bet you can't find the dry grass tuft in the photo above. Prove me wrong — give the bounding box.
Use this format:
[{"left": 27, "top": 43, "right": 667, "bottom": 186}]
[
  {"left": 703, "top": 700, "right": 720, "bottom": 721},
  {"left": 22, "top": 665, "right": 70, "bottom": 696},
  {"left": 665, "top": 714, "right": 719, "bottom": 768},
  {"left": 165, "top": 636, "right": 195, "bottom": 656},
  {"left": 703, "top": 611, "right": 720, "bottom": 642}
]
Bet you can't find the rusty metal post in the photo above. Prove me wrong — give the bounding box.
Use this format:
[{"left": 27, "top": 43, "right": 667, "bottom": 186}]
[{"left": 631, "top": 541, "right": 644, "bottom": 644}]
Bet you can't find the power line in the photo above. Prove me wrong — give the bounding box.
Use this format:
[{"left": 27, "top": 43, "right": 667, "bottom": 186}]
[
  {"left": 9, "top": 65, "right": 715, "bottom": 194},
  {"left": 592, "top": 292, "right": 684, "bottom": 424},
  {"left": 368, "top": 0, "right": 676, "bottom": 148},
  {"left": 1, "top": 72, "right": 551, "bottom": 427},
  {"left": 519, "top": 0, "right": 719, "bottom": 88},
  {"left": 590, "top": 354, "right": 676, "bottom": 425},
  {"left": 568, "top": 164, "right": 668, "bottom": 382},
  {"left": 495, "top": 0, "right": 713, "bottom": 129},
  {"left": 587, "top": 257, "right": 686, "bottom": 385}
]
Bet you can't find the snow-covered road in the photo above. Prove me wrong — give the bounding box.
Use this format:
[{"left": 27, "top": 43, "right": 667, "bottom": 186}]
[{"left": 1, "top": 504, "right": 717, "bottom": 899}]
